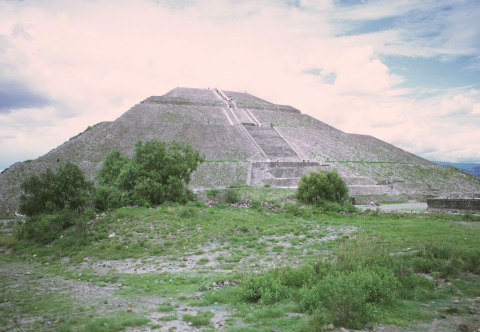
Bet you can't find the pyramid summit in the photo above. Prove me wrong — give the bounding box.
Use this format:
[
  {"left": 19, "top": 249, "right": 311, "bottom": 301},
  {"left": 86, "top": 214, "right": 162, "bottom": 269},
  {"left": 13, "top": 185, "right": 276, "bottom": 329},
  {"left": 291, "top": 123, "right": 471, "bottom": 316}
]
[{"left": 1, "top": 87, "right": 480, "bottom": 213}]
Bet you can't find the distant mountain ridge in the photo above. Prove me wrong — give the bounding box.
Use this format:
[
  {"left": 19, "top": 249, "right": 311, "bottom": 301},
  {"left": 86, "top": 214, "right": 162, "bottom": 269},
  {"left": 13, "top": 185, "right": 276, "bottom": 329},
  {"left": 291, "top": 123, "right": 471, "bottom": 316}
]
[{"left": 432, "top": 161, "right": 480, "bottom": 178}]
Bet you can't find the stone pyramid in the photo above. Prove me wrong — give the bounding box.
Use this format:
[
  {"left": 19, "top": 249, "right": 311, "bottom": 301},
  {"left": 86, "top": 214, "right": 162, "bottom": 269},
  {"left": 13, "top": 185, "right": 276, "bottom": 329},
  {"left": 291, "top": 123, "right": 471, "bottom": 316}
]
[{"left": 1, "top": 87, "right": 480, "bottom": 213}]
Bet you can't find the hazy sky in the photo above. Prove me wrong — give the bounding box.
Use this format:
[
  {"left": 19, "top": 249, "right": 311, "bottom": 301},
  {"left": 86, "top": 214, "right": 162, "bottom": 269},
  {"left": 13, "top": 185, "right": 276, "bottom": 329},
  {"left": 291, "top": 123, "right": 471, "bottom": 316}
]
[{"left": 1, "top": 0, "right": 480, "bottom": 171}]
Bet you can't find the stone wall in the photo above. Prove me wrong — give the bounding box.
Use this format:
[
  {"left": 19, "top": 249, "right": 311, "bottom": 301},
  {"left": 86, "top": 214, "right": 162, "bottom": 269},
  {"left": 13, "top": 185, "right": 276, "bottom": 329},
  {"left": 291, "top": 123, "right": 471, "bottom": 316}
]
[{"left": 427, "top": 198, "right": 480, "bottom": 213}]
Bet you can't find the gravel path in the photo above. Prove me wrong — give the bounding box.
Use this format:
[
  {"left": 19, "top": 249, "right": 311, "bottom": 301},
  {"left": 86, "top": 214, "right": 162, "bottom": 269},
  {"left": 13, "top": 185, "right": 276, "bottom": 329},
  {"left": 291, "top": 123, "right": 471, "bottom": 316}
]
[{"left": 357, "top": 202, "right": 428, "bottom": 212}]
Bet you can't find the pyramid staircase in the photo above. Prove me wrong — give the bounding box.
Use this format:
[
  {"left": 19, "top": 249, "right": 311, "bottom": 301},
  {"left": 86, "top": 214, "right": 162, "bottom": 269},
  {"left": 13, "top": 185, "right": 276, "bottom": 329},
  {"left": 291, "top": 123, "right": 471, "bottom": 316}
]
[{"left": 244, "top": 126, "right": 300, "bottom": 162}]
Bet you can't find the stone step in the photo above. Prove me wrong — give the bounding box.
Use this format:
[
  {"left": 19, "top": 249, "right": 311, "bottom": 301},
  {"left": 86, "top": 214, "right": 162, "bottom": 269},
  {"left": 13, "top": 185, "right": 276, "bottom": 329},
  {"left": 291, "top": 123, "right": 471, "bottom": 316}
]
[
  {"left": 269, "top": 167, "right": 311, "bottom": 178},
  {"left": 264, "top": 178, "right": 300, "bottom": 187},
  {"left": 342, "top": 177, "right": 377, "bottom": 185},
  {"left": 232, "top": 108, "right": 252, "bottom": 124},
  {"left": 244, "top": 126, "right": 299, "bottom": 160}
]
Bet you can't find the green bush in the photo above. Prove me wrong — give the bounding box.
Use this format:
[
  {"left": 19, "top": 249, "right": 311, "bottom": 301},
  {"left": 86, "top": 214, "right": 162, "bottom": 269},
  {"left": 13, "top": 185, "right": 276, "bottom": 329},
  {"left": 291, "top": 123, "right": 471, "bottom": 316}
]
[
  {"left": 93, "top": 185, "right": 127, "bottom": 210},
  {"left": 296, "top": 170, "right": 349, "bottom": 205},
  {"left": 19, "top": 162, "right": 94, "bottom": 216},
  {"left": 96, "top": 140, "right": 204, "bottom": 209},
  {"left": 206, "top": 188, "right": 221, "bottom": 198},
  {"left": 224, "top": 188, "right": 241, "bottom": 203},
  {"left": 237, "top": 273, "right": 290, "bottom": 304},
  {"left": 15, "top": 210, "right": 79, "bottom": 245}
]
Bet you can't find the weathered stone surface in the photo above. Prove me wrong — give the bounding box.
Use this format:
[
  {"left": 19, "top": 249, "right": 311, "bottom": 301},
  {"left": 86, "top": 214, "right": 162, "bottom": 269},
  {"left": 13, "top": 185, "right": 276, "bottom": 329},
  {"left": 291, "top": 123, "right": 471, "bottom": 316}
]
[{"left": 427, "top": 198, "right": 480, "bottom": 213}]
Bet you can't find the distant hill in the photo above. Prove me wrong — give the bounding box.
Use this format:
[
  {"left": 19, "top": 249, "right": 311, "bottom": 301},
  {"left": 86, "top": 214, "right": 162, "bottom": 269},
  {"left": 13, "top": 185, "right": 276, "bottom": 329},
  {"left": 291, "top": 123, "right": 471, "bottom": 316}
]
[
  {"left": 465, "top": 166, "right": 480, "bottom": 178},
  {"left": 432, "top": 161, "right": 480, "bottom": 178}
]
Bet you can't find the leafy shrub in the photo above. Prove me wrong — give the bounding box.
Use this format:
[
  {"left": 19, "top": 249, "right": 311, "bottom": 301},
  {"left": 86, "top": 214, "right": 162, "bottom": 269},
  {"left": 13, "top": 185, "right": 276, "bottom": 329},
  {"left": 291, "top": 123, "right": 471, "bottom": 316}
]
[
  {"left": 237, "top": 273, "right": 290, "bottom": 304},
  {"left": 206, "top": 188, "right": 221, "bottom": 198},
  {"left": 19, "top": 162, "right": 94, "bottom": 216},
  {"left": 224, "top": 188, "right": 241, "bottom": 203},
  {"left": 15, "top": 210, "right": 79, "bottom": 245},
  {"left": 296, "top": 170, "right": 349, "bottom": 205},
  {"left": 96, "top": 140, "right": 204, "bottom": 209}
]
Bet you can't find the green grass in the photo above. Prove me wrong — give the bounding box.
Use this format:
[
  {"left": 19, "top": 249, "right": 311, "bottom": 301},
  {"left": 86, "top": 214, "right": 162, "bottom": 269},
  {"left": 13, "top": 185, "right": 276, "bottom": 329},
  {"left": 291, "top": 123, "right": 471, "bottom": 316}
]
[
  {"left": 2, "top": 202, "right": 480, "bottom": 331},
  {"left": 182, "top": 311, "right": 213, "bottom": 327}
]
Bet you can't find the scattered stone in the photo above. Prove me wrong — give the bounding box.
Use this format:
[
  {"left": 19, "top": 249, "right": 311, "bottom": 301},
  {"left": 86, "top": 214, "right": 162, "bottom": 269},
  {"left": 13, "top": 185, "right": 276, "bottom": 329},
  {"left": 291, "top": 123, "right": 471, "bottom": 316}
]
[
  {"left": 327, "top": 323, "right": 335, "bottom": 330},
  {"left": 459, "top": 323, "right": 468, "bottom": 331},
  {"left": 454, "top": 300, "right": 460, "bottom": 304},
  {"left": 26, "top": 272, "right": 30, "bottom": 275},
  {"left": 126, "top": 307, "right": 132, "bottom": 312},
  {"left": 34, "top": 307, "right": 39, "bottom": 311},
  {"left": 469, "top": 307, "right": 475, "bottom": 314},
  {"left": 447, "top": 307, "right": 458, "bottom": 313},
  {"left": 218, "top": 322, "right": 224, "bottom": 326},
  {"left": 212, "top": 282, "right": 217, "bottom": 287},
  {"left": 183, "top": 256, "right": 188, "bottom": 261},
  {"left": 188, "top": 322, "right": 193, "bottom": 326},
  {"left": 104, "top": 301, "right": 108, "bottom": 304},
  {"left": 440, "top": 314, "right": 447, "bottom": 319},
  {"left": 145, "top": 288, "right": 150, "bottom": 292},
  {"left": 250, "top": 306, "right": 255, "bottom": 310},
  {"left": 271, "top": 329, "right": 280, "bottom": 332},
  {"left": 194, "top": 295, "right": 200, "bottom": 299}
]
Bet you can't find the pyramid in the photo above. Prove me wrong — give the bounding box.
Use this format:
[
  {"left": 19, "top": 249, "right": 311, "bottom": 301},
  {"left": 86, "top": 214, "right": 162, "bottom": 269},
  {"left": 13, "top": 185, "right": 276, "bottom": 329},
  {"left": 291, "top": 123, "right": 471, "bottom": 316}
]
[{"left": 1, "top": 87, "right": 480, "bottom": 213}]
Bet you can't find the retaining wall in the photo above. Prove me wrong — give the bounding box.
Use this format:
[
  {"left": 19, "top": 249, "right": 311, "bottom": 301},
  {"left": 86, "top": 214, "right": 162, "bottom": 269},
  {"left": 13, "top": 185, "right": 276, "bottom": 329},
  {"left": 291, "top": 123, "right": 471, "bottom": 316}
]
[{"left": 427, "top": 198, "right": 480, "bottom": 213}]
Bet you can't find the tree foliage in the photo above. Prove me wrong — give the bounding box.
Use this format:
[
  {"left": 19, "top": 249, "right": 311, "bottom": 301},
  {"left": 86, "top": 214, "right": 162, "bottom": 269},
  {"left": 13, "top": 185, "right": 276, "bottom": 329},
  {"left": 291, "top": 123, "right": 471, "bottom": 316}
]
[
  {"left": 19, "top": 162, "right": 94, "bottom": 216},
  {"left": 296, "top": 170, "right": 349, "bottom": 205},
  {"left": 95, "top": 139, "right": 205, "bottom": 208}
]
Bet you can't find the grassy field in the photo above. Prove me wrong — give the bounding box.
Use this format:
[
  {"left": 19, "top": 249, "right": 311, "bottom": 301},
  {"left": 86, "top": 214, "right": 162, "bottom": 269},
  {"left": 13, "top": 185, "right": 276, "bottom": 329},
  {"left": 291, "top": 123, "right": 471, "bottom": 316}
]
[{"left": 1, "top": 195, "right": 479, "bottom": 331}]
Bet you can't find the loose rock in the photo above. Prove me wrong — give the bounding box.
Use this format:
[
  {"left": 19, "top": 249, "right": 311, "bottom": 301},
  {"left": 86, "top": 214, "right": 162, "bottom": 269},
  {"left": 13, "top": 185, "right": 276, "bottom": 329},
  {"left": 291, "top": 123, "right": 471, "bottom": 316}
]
[{"left": 459, "top": 324, "right": 468, "bottom": 331}]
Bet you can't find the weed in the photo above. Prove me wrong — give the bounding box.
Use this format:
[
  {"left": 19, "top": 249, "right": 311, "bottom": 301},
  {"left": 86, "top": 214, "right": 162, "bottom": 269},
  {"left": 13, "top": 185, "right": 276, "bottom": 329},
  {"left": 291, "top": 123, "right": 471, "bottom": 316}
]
[{"left": 182, "top": 311, "right": 213, "bottom": 327}]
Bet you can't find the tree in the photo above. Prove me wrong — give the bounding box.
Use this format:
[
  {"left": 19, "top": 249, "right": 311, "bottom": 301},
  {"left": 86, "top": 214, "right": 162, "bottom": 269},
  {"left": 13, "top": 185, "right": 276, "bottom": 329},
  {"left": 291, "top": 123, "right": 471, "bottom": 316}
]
[
  {"left": 19, "top": 162, "right": 94, "bottom": 216},
  {"left": 296, "top": 170, "right": 349, "bottom": 205},
  {"left": 96, "top": 139, "right": 205, "bottom": 207}
]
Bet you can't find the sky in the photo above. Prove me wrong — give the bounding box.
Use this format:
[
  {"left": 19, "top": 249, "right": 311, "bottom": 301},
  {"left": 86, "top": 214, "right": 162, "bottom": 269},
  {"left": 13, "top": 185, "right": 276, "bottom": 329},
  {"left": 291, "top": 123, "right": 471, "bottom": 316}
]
[{"left": 1, "top": 0, "right": 480, "bottom": 171}]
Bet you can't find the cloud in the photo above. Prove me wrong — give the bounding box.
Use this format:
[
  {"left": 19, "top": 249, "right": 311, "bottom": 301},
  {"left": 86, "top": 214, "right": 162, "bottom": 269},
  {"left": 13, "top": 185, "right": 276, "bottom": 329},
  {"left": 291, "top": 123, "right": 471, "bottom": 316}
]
[{"left": 0, "top": 79, "right": 51, "bottom": 114}]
